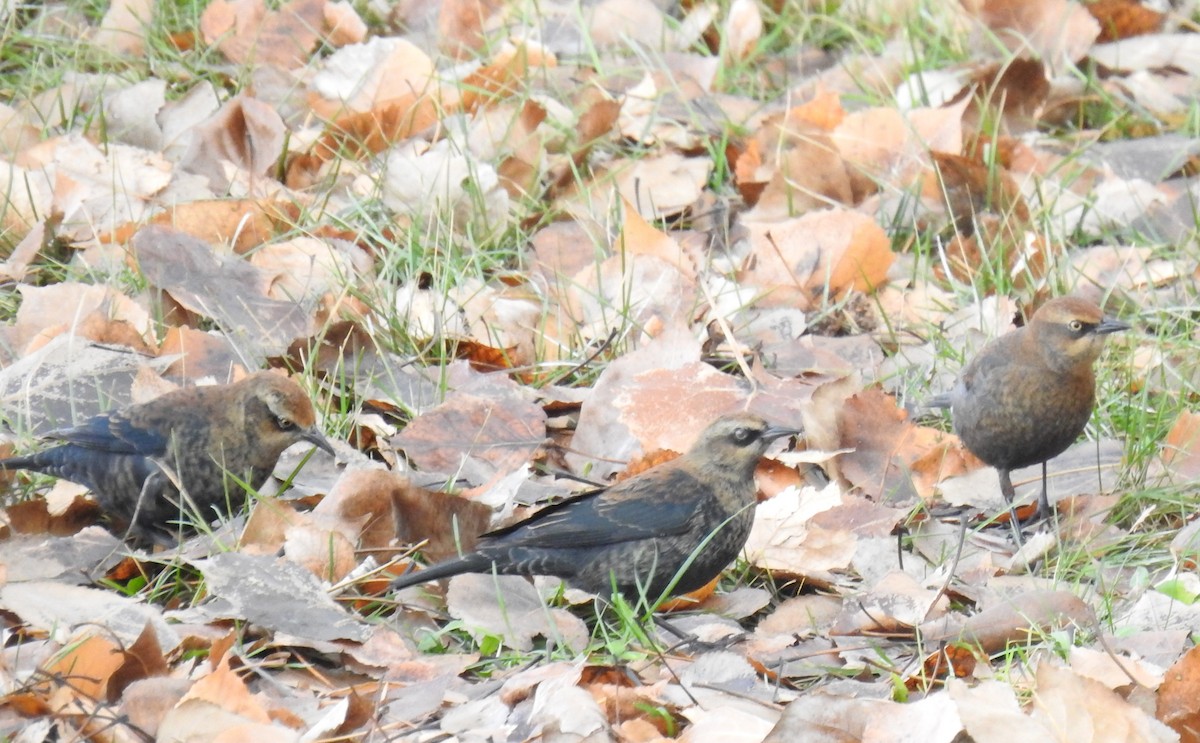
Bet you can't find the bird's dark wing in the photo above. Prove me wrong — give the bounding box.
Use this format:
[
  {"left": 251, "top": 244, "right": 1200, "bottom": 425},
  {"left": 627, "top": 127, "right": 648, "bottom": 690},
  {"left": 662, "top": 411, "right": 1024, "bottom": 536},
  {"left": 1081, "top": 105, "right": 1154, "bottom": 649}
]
[
  {"left": 44, "top": 411, "right": 169, "bottom": 456},
  {"left": 958, "top": 333, "right": 1023, "bottom": 395},
  {"left": 482, "top": 467, "right": 703, "bottom": 550}
]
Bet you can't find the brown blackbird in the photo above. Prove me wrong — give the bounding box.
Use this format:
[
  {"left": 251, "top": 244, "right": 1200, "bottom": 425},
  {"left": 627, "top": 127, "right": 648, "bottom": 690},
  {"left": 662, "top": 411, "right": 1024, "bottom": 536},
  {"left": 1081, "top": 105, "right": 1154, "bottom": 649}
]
[
  {"left": 390, "top": 413, "right": 799, "bottom": 603},
  {"left": 0, "top": 372, "right": 333, "bottom": 544},
  {"left": 930, "top": 296, "right": 1129, "bottom": 525}
]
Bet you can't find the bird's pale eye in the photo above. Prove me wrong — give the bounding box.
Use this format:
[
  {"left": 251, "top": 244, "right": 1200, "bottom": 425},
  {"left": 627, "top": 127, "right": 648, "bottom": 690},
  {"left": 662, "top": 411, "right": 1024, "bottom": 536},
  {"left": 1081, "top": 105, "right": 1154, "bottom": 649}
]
[
  {"left": 1068, "top": 319, "right": 1083, "bottom": 332},
  {"left": 732, "top": 427, "right": 756, "bottom": 445}
]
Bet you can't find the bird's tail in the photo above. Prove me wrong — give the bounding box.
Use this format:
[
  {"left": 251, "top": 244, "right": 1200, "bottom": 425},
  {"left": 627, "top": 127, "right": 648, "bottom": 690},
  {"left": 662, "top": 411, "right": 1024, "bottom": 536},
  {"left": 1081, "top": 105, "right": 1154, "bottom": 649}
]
[
  {"left": 0, "top": 455, "right": 41, "bottom": 472},
  {"left": 923, "top": 393, "right": 953, "bottom": 409},
  {"left": 390, "top": 553, "right": 494, "bottom": 592},
  {"left": 905, "top": 392, "right": 953, "bottom": 420}
]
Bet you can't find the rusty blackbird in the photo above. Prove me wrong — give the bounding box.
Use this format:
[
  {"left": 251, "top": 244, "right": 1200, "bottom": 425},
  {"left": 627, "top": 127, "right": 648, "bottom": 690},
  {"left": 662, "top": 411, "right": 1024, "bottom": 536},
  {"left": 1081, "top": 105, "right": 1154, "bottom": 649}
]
[
  {"left": 0, "top": 372, "right": 333, "bottom": 544},
  {"left": 930, "top": 296, "right": 1129, "bottom": 526},
  {"left": 390, "top": 413, "right": 799, "bottom": 603}
]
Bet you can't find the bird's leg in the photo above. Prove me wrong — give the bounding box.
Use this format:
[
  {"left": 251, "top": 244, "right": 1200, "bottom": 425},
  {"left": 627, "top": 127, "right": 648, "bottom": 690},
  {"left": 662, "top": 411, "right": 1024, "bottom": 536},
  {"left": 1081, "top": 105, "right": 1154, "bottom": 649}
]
[
  {"left": 998, "top": 468, "right": 1024, "bottom": 548},
  {"left": 652, "top": 615, "right": 744, "bottom": 654},
  {"left": 1036, "top": 461, "right": 1051, "bottom": 520}
]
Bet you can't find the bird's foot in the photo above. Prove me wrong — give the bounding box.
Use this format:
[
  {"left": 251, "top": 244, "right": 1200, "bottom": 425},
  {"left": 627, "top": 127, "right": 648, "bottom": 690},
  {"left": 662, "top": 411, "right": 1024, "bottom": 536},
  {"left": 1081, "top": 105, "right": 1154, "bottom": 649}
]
[{"left": 653, "top": 616, "right": 746, "bottom": 654}]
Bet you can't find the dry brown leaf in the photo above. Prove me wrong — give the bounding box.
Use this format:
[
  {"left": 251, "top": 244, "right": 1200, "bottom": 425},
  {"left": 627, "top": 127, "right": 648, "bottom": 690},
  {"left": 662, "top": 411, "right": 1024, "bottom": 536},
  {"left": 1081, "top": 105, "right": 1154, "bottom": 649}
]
[
  {"left": 1152, "top": 411, "right": 1200, "bottom": 485},
  {"left": 158, "top": 326, "right": 244, "bottom": 381},
  {"left": 195, "top": 552, "right": 370, "bottom": 642},
  {"left": 567, "top": 323, "right": 701, "bottom": 479},
  {"left": 589, "top": 0, "right": 670, "bottom": 50},
  {"left": 240, "top": 496, "right": 304, "bottom": 553},
  {"left": 830, "top": 106, "right": 909, "bottom": 183},
  {"left": 1157, "top": 644, "right": 1200, "bottom": 740},
  {"left": 744, "top": 481, "right": 855, "bottom": 582},
  {"left": 963, "top": 57, "right": 1050, "bottom": 133},
  {"left": 177, "top": 95, "right": 286, "bottom": 192},
  {"left": 107, "top": 622, "right": 169, "bottom": 702},
  {"left": 618, "top": 198, "right": 697, "bottom": 276},
  {"left": 741, "top": 208, "right": 894, "bottom": 309},
  {"left": 929, "top": 151, "right": 1030, "bottom": 232},
  {"left": 838, "top": 389, "right": 965, "bottom": 502},
  {"left": 126, "top": 199, "right": 299, "bottom": 254},
  {"left": 2, "top": 493, "right": 101, "bottom": 537},
  {"left": 754, "top": 132, "right": 857, "bottom": 218},
  {"left": 391, "top": 376, "right": 547, "bottom": 486},
  {"left": 336, "top": 469, "right": 492, "bottom": 563},
  {"left": 724, "top": 0, "right": 763, "bottom": 61},
  {"left": 964, "top": 0, "right": 1101, "bottom": 72},
  {"left": 614, "top": 153, "right": 712, "bottom": 221},
  {"left": 323, "top": 0, "right": 366, "bottom": 46},
  {"left": 493, "top": 100, "right": 548, "bottom": 199},
  {"left": 120, "top": 677, "right": 192, "bottom": 738},
  {"left": 921, "top": 590, "right": 1094, "bottom": 653},
  {"left": 132, "top": 225, "right": 314, "bottom": 360},
  {"left": 10, "top": 282, "right": 154, "bottom": 356},
  {"left": 159, "top": 657, "right": 273, "bottom": 740},
  {"left": 764, "top": 691, "right": 963, "bottom": 742},
  {"left": 456, "top": 41, "right": 557, "bottom": 114},
  {"left": 613, "top": 363, "right": 748, "bottom": 456},
  {"left": 201, "top": 0, "right": 326, "bottom": 69},
  {"left": 547, "top": 96, "right": 621, "bottom": 198},
  {"left": 309, "top": 37, "right": 435, "bottom": 116},
  {"left": 1030, "top": 661, "right": 1176, "bottom": 742},
  {"left": 93, "top": 0, "right": 153, "bottom": 56},
  {"left": 949, "top": 679, "right": 1059, "bottom": 741},
  {"left": 250, "top": 236, "right": 367, "bottom": 304},
  {"left": 566, "top": 251, "right": 697, "bottom": 341},
  {"left": 286, "top": 92, "right": 442, "bottom": 188},
  {"left": 446, "top": 574, "right": 589, "bottom": 652},
  {"left": 1087, "top": 0, "right": 1164, "bottom": 43},
  {"left": 833, "top": 571, "right": 949, "bottom": 635},
  {"left": 40, "top": 634, "right": 125, "bottom": 705},
  {"left": 438, "top": 0, "right": 507, "bottom": 59},
  {"left": 282, "top": 519, "right": 359, "bottom": 582}
]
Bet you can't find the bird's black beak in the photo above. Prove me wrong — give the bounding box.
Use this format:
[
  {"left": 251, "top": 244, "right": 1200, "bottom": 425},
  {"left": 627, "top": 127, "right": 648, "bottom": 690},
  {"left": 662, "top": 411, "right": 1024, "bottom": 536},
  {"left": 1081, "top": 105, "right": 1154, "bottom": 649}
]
[
  {"left": 1096, "top": 316, "right": 1132, "bottom": 335},
  {"left": 763, "top": 425, "right": 802, "bottom": 443},
  {"left": 302, "top": 428, "right": 336, "bottom": 456}
]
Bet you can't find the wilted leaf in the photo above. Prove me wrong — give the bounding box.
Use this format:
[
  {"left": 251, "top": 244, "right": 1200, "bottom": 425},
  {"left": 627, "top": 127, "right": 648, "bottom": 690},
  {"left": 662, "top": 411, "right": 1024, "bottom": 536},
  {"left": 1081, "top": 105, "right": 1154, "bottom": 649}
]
[
  {"left": 195, "top": 552, "right": 370, "bottom": 642},
  {"left": 921, "top": 590, "right": 1094, "bottom": 653},
  {"left": 1030, "top": 662, "right": 1176, "bottom": 742},
  {"left": 392, "top": 375, "right": 547, "bottom": 486},
  {"left": 1157, "top": 644, "right": 1200, "bottom": 740},
  {"left": 201, "top": 0, "right": 326, "bottom": 68},
  {"left": 744, "top": 482, "right": 856, "bottom": 582},
  {"left": 839, "top": 389, "right": 967, "bottom": 502},
  {"left": 0, "top": 336, "right": 170, "bottom": 434},
  {"left": 132, "top": 226, "right": 314, "bottom": 360},
  {"left": 0, "top": 581, "right": 178, "bottom": 647},
  {"left": 966, "top": 0, "right": 1100, "bottom": 73},
  {"left": 739, "top": 208, "right": 894, "bottom": 309},
  {"left": 0, "top": 529, "right": 121, "bottom": 581},
  {"left": 445, "top": 574, "right": 588, "bottom": 652}
]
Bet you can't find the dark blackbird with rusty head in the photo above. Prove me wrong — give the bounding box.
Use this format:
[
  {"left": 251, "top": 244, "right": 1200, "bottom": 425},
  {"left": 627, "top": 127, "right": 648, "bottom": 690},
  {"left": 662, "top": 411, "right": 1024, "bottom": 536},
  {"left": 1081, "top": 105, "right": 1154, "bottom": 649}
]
[
  {"left": 0, "top": 372, "right": 333, "bottom": 544},
  {"left": 390, "top": 413, "right": 799, "bottom": 603},
  {"left": 929, "top": 296, "right": 1129, "bottom": 522}
]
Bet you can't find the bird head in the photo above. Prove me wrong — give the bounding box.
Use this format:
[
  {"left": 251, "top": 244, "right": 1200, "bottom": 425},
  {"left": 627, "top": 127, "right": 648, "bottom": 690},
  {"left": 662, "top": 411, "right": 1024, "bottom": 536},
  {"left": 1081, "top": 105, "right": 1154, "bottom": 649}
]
[
  {"left": 1029, "top": 297, "right": 1130, "bottom": 373},
  {"left": 240, "top": 373, "right": 335, "bottom": 461},
  {"left": 686, "top": 413, "right": 800, "bottom": 476}
]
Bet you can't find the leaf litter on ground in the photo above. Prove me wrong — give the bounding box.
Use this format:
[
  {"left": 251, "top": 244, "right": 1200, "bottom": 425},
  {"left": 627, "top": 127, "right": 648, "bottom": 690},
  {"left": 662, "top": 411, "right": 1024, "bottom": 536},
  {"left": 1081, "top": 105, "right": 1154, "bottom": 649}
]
[{"left": 0, "top": 0, "right": 1198, "bottom": 740}]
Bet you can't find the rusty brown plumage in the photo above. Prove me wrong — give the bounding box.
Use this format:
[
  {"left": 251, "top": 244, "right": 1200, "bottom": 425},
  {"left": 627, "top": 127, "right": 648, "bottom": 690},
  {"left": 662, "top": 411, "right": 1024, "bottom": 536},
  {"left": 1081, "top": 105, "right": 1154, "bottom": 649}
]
[{"left": 930, "top": 296, "right": 1129, "bottom": 525}]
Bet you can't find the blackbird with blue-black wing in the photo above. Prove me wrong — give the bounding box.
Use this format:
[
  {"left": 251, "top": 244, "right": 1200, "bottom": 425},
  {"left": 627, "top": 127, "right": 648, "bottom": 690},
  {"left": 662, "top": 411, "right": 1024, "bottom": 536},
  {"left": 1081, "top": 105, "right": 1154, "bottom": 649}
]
[{"left": 390, "top": 413, "right": 798, "bottom": 601}]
